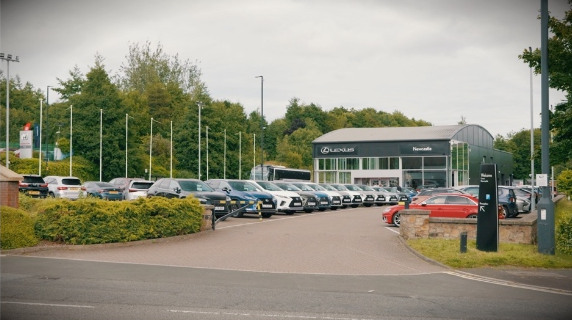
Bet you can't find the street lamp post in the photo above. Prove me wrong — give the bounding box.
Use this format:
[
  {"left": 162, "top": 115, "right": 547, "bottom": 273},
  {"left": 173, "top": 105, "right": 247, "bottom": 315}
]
[
  {"left": 224, "top": 129, "right": 226, "bottom": 179},
  {"left": 149, "top": 117, "right": 159, "bottom": 181},
  {"left": 198, "top": 103, "right": 201, "bottom": 180},
  {"left": 99, "top": 109, "right": 103, "bottom": 181},
  {"left": 529, "top": 47, "right": 536, "bottom": 211},
  {"left": 1, "top": 52, "right": 20, "bottom": 168},
  {"left": 38, "top": 99, "right": 43, "bottom": 175},
  {"left": 69, "top": 105, "right": 73, "bottom": 176},
  {"left": 206, "top": 126, "right": 209, "bottom": 181},
  {"left": 255, "top": 75, "right": 264, "bottom": 179},
  {"left": 238, "top": 131, "right": 242, "bottom": 179},
  {"left": 46, "top": 85, "right": 53, "bottom": 164},
  {"left": 170, "top": 120, "right": 173, "bottom": 178}
]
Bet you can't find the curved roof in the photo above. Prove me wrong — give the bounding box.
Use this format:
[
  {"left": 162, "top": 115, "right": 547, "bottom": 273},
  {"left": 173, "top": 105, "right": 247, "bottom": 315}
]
[{"left": 312, "top": 124, "right": 493, "bottom": 143}]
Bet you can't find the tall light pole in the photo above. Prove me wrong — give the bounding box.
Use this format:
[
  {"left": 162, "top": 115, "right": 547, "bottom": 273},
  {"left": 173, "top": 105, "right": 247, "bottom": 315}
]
[
  {"left": 255, "top": 75, "right": 264, "bottom": 178},
  {"left": 46, "top": 86, "right": 53, "bottom": 164},
  {"left": 1, "top": 52, "right": 20, "bottom": 168},
  {"left": 38, "top": 99, "right": 43, "bottom": 175},
  {"left": 223, "top": 129, "right": 226, "bottom": 179},
  {"left": 239, "top": 131, "right": 242, "bottom": 179},
  {"left": 99, "top": 109, "right": 103, "bottom": 181},
  {"left": 69, "top": 105, "right": 73, "bottom": 176},
  {"left": 170, "top": 120, "right": 173, "bottom": 178},
  {"left": 198, "top": 103, "right": 202, "bottom": 180},
  {"left": 206, "top": 126, "right": 209, "bottom": 181},
  {"left": 149, "top": 117, "right": 159, "bottom": 181},
  {"left": 529, "top": 47, "right": 536, "bottom": 211}
]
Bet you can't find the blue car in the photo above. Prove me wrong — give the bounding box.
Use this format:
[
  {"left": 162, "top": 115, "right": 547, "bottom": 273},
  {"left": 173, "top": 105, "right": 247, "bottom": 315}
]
[
  {"left": 84, "top": 181, "right": 123, "bottom": 200},
  {"left": 205, "top": 179, "right": 276, "bottom": 218}
]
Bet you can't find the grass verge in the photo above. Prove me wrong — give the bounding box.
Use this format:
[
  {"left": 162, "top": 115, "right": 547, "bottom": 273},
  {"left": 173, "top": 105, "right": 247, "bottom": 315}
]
[{"left": 406, "top": 196, "right": 572, "bottom": 269}]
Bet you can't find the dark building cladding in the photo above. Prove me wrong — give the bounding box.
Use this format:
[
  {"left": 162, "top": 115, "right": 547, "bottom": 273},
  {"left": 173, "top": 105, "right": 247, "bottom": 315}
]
[{"left": 311, "top": 124, "right": 513, "bottom": 189}]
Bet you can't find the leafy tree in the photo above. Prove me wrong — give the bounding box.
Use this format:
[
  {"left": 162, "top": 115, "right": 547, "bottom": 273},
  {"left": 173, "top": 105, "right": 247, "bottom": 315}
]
[{"left": 519, "top": 2, "right": 572, "bottom": 167}]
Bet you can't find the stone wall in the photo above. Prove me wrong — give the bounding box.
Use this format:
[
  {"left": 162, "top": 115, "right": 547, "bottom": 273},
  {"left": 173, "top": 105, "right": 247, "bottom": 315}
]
[{"left": 400, "top": 209, "right": 537, "bottom": 244}]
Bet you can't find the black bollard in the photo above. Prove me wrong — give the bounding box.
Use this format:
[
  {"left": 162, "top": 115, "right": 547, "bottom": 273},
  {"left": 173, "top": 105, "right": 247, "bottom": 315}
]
[{"left": 460, "top": 232, "right": 467, "bottom": 253}]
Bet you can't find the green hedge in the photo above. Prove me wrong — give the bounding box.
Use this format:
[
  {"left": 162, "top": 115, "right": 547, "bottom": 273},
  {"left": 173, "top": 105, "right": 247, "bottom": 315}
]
[
  {"left": 555, "top": 198, "right": 572, "bottom": 255},
  {"left": 33, "top": 196, "right": 204, "bottom": 245},
  {"left": 0, "top": 206, "right": 39, "bottom": 249}
]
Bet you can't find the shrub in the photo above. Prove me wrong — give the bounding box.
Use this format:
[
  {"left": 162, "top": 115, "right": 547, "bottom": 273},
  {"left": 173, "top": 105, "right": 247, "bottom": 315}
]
[
  {"left": 34, "top": 196, "right": 204, "bottom": 245},
  {"left": 0, "top": 206, "right": 39, "bottom": 249},
  {"left": 556, "top": 198, "right": 572, "bottom": 255}
]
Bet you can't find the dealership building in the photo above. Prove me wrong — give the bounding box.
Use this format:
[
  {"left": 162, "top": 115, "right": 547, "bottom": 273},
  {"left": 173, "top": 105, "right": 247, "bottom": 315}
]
[{"left": 311, "top": 124, "right": 513, "bottom": 189}]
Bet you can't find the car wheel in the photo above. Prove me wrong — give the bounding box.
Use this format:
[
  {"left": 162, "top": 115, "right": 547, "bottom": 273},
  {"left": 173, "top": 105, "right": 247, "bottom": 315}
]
[
  {"left": 467, "top": 214, "right": 478, "bottom": 219},
  {"left": 392, "top": 212, "right": 401, "bottom": 227},
  {"left": 48, "top": 192, "right": 55, "bottom": 198}
]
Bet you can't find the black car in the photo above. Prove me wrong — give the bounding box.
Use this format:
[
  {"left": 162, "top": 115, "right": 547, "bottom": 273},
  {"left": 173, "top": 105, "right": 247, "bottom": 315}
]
[
  {"left": 205, "top": 179, "right": 276, "bottom": 218},
  {"left": 147, "top": 178, "right": 230, "bottom": 218},
  {"left": 18, "top": 174, "right": 48, "bottom": 198}
]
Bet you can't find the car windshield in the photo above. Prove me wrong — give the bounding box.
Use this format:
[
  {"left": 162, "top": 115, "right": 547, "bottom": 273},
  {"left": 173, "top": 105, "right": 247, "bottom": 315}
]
[
  {"left": 344, "top": 185, "right": 362, "bottom": 191},
  {"left": 23, "top": 176, "right": 45, "bottom": 183},
  {"left": 293, "top": 183, "right": 314, "bottom": 191},
  {"left": 275, "top": 183, "right": 301, "bottom": 191},
  {"left": 62, "top": 178, "right": 81, "bottom": 186},
  {"left": 95, "top": 182, "right": 113, "bottom": 188},
  {"left": 331, "top": 184, "right": 348, "bottom": 191},
  {"left": 359, "top": 185, "right": 374, "bottom": 191},
  {"left": 179, "top": 180, "right": 213, "bottom": 192},
  {"left": 131, "top": 182, "right": 153, "bottom": 190},
  {"left": 256, "top": 181, "right": 282, "bottom": 191},
  {"left": 320, "top": 184, "right": 336, "bottom": 191},
  {"left": 310, "top": 184, "right": 327, "bottom": 191},
  {"left": 228, "top": 181, "right": 259, "bottom": 192}
]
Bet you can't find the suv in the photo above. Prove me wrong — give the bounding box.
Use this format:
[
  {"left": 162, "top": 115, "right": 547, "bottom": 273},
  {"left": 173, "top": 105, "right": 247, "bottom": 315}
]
[
  {"left": 109, "top": 177, "right": 145, "bottom": 199},
  {"left": 206, "top": 179, "right": 276, "bottom": 218},
  {"left": 147, "top": 178, "right": 230, "bottom": 218},
  {"left": 44, "top": 176, "right": 85, "bottom": 199},
  {"left": 18, "top": 174, "right": 49, "bottom": 198}
]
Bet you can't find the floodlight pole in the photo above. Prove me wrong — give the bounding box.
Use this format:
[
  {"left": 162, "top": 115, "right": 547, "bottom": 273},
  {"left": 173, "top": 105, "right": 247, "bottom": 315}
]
[{"left": 1, "top": 53, "right": 20, "bottom": 168}]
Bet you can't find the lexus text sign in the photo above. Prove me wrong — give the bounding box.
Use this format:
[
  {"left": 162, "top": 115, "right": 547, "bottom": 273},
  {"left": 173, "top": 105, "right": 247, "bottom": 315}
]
[
  {"left": 477, "top": 163, "right": 499, "bottom": 252},
  {"left": 19, "top": 130, "right": 33, "bottom": 159}
]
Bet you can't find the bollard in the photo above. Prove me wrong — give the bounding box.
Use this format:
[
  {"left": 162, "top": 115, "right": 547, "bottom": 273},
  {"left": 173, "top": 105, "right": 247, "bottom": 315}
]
[
  {"left": 460, "top": 232, "right": 467, "bottom": 253},
  {"left": 404, "top": 199, "right": 410, "bottom": 209}
]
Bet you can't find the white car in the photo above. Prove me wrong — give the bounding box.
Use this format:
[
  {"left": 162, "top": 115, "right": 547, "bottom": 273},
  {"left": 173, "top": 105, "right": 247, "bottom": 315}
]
[
  {"left": 302, "top": 182, "right": 343, "bottom": 210},
  {"left": 247, "top": 180, "right": 304, "bottom": 214},
  {"left": 124, "top": 180, "right": 155, "bottom": 200},
  {"left": 44, "top": 176, "right": 85, "bottom": 199}
]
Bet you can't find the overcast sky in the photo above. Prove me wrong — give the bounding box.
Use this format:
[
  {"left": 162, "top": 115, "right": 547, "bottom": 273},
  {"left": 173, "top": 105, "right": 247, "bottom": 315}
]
[{"left": 1, "top": 0, "right": 569, "bottom": 138}]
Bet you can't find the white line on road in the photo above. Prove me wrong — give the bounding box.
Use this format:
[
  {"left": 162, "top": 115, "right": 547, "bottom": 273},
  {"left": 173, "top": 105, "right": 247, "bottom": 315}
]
[
  {"left": 169, "top": 309, "right": 380, "bottom": 319},
  {"left": 2, "top": 301, "right": 95, "bottom": 308}
]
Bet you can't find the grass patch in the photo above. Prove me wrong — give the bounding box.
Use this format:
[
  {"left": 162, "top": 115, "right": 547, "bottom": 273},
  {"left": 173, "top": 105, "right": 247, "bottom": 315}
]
[
  {"left": 407, "top": 239, "right": 572, "bottom": 268},
  {"left": 407, "top": 196, "right": 572, "bottom": 269}
]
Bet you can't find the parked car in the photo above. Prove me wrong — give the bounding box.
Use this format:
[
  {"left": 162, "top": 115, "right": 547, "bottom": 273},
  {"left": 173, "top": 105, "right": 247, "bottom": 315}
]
[
  {"left": 344, "top": 184, "right": 375, "bottom": 207},
  {"left": 455, "top": 185, "right": 519, "bottom": 218},
  {"left": 382, "top": 193, "right": 505, "bottom": 227},
  {"left": 84, "top": 181, "right": 123, "bottom": 200},
  {"left": 109, "top": 177, "right": 146, "bottom": 199},
  {"left": 506, "top": 186, "right": 531, "bottom": 214},
  {"left": 248, "top": 180, "right": 303, "bottom": 214},
  {"left": 123, "top": 180, "right": 155, "bottom": 200},
  {"left": 18, "top": 174, "right": 48, "bottom": 198},
  {"left": 371, "top": 186, "right": 400, "bottom": 205},
  {"left": 320, "top": 183, "right": 353, "bottom": 208},
  {"left": 206, "top": 179, "right": 275, "bottom": 218},
  {"left": 329, "top": 184, "right": 363, "bottom": 208},
  {"left": 411, "top": 188, "right": 469, "bottom": 204},
  {"left": 356, "top": 184, "right": 384, "bottom": 206},
  {"left": 273, "top": 181, "right": 320, "bottom": 213},
  {"left": 147, "top": 178, "right": 230, "bottom": 218},
  {"left": 44, "top": 176, "right": 85, "bottom": 199},
  {"left": 383, "top": 186, "right": 412, "bottom": 202},
  {"left": 289, "top": 182, "right": 331, "bottom": 211},
  {"left": 303, "top": 182, "right": 343, "bottom": 210}
]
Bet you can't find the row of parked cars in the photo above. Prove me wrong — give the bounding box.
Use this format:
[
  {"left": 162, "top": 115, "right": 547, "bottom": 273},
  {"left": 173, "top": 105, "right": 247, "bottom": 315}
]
[
  {"left": 18, "top": 174, "right": 417, "bottom": 220},
  {"left": 381, "top": 185, "right": 540, "bottom": 227}
]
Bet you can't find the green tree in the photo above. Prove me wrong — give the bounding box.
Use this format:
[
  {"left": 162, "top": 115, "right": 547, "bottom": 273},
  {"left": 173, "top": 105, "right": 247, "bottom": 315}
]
[{"left": 519, "top": 2, "right": 572, "bottom": 167}]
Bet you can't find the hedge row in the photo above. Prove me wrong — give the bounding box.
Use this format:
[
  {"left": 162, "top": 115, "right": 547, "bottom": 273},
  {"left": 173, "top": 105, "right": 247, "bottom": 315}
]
[{"left": 1, "top": 196, "right": 205, "bottom": 249}]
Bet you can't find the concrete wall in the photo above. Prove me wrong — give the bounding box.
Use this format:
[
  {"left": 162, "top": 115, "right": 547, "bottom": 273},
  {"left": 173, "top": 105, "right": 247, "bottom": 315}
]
[{"left": 400, "top": 209, "right": 537, "bottom": 244}]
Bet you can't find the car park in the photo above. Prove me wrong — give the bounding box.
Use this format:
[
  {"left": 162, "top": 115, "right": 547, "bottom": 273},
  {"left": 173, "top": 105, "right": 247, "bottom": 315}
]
[
  {"left": 84, "top": 181, "right": 123, "bottom": 200},
  {"left": 356, "top": 184, "right": 385, "bottom": 206},
  {"left": 18, "top": 174, "right": 48, "bottom": 198},
  {"left": 248, "top": 180, "right": 303, "bottom": 214},
  {"left": 124, "top": 180, "right": 155, "bottom": 200},
  {"left": 273, "top": 181, "right": 320, "bottom": 213},
  {"left": 371, "top": 186, "right": 399, "bottom": 205},
  {"left": 329, "top": 184, "right": 362, "bottom": 208},
  {"left": 206, "top": 179, "right": 275, "bottom": 218},
  {"left": 44, "top": 176, "right": 85, "bottom": 199},
  {"left": 148, "top": 178, "right": 230, "bottom": 218},
  {"left": 382, "top": 193, "right": 491, "bottom": 227}
]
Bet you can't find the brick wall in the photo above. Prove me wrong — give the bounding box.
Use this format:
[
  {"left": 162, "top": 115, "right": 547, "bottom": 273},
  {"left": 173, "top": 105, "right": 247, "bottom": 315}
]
[
  {"left": 400, "top": 209, "right": 537, "bottom": 244},
  {"left": 0, "top": 181, "right": 19, "bottom": 208}
]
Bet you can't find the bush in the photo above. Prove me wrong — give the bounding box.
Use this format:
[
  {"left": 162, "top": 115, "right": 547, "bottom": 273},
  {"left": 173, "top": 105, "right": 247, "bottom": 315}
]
[
  {"left": 556, "top": 198, "right": 572, "bottom": 255},
  {"left": 0, "top": 206, "right": 39, "bottom": 249},
  {"left": 34, "top": 196, "right": 204, "bottom": 245}
]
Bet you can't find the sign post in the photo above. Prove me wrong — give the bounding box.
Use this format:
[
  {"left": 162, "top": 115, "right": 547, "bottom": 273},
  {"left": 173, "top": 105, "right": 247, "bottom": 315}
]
[{"left": 477, "top": 163, "right": 499, "bottom": 252}]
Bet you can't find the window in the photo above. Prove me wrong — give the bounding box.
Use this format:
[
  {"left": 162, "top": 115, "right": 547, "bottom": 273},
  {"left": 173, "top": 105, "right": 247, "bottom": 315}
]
[
  {"left": 319, "top": 158, "right": 336, "bottom": 170},
  {"left": 424, "top": 156, "right": 446, "bottom": 169},
  {"left": 402, "top": 157, "right": 422, "bottom": 169},
  {"left": 389, "top": 157, "right": 400, "bottom": 169}
]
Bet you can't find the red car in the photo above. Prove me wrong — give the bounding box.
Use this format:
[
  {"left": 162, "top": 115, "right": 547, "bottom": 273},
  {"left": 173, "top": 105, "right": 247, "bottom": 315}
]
[{"left": 382, "top": 193, "right": 503, "bottom": 227}]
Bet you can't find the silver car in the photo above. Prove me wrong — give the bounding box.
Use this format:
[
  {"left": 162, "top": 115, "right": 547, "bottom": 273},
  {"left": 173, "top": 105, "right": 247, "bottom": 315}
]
[{"left": 44, "top": 176, "right": 85, "bottom": 199}]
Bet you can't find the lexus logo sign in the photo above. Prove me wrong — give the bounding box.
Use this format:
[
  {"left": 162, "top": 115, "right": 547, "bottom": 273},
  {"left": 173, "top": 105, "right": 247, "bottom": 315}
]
[{"left": 320, "top": 146, "right": 356, "bottom": 154}]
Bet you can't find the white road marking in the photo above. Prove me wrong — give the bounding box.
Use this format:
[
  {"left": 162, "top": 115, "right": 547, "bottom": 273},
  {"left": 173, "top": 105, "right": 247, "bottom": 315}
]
[{"left": 2, "top": 301, "right": 95, "bottom": 308}]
